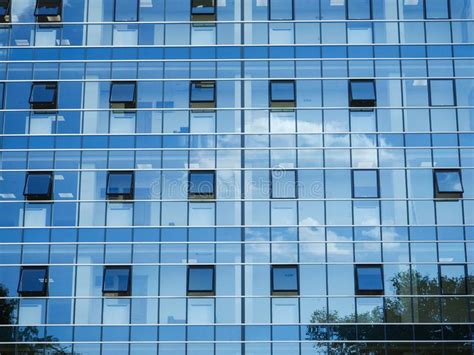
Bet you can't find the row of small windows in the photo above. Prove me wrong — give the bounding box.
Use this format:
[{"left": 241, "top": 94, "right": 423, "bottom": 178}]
[
  {"left": 0, "top": 0, "right": 456, "bottom": 24},
  {"left": 17, "top": 263, "right": 470, "bottom": 297},
  {"left": 23, "top": 169, "right": 464, "bottom": 201},
  {"left": 25, "top": 79, "right": 458, "bottom": 111}
]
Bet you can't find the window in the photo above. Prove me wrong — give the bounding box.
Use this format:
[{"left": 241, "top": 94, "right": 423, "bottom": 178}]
[
  {"left": 106, "top": 172, "right": 134, "bottom": 200},
  {"left": 18, "top": 267, "right": 48, "bottom": 296},
  {"left": 24, "top": 172, "right": 53, "bottom": 201},
  {"left": 434, "top": 169, "right": 463, "bottom": 199},
  {"left": 103, "top": 266, "right": 131, "bottom": 296},
  {"left": 189, "top": 171, "right": 215, "bottom": 199},
  {"left": 270, "top": 80, "right": 296, "bottom": 108},
  {"left": 347, "top": 0, "right": 371, "bottom": 20},
  {"left": 272, "top": 265, "right": 299, "bottom": 295},
  {"left": 429, "top": 80, "right": 455, "bottom": 106},
  {"left": 353, "top": 170, "right": 379, "bottom": 198},
  {"left": 191, "top": 0, "right": 216, "bottom": 21},
  {"left": 355, "top": 265, "right": 384, "bottom": 295},
  {"left": 270, "top": 0, "right": 294, "bottom": 20},
  {"left": 110, "top": 82, "right": 137, "bottom": 110},
  {"left": 0, "top": 0, "right": 11, "bottom": 23},
  {"left": 425, "top": 0, "right": 449, "bottom": 19},
  {"left": 349, "top": 80, "right": 376, "bottom": 109},
  {"left": 187, "top": 265, "right": 215, "bottom": 296},
  {"left": 271, "top": 170, "right": 297, "bottom": 199},
  {"left": 114, "top": 0, "right": 138, "bottom": 21},
  {"left": 29, "top": 82, "right": 58, "bottom": 110},
  {"left": 190, "top": 81, "right": 216, "bottom": 108},
  {"left": 35, "top": 0, "right": 62, "bottom": 23},
  {"left": 440, "top": 264, "right": 467, "bottom": 295}
]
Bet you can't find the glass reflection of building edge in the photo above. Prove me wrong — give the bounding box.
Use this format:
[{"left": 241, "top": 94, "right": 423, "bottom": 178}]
[{"left": 0, "top": 0, "right": 472, "bottom": 354}]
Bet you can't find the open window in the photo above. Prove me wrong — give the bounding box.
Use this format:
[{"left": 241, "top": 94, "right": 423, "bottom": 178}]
[
  {"left": 35, "top": 0, "right": 62, "bottom": 24},
  {"left": 355, "top": 265, "right": 384, "bottom": 295},
  {"left": 271, "top": 169, "right": 297, "bottom": 199},
  {"left": 270, "top": 0, "right": 294, "bottom": 20},
  {"left": 352, "top": 170, "right": 379, "bottom": 198},
  {"left": 189, "top": 171, "right": 215, "bottom": 199},
  {"left": 187, "top": 265, "right": 215, "bottom": 296},
  {"left": 24, "top": 172, "right": 53, "bottom": 201},
  {"left": 0, "top": 0, "right": 11, "bottom": 23},
  {"left": 110, "top": 82, "right": 137, "bottom": 110},
  {"left": 434, "top": 169, "right": 463, "bottom": 199},
  {"left": 29, "top": 82, "right": 58, "bottom": 111},
  {"left": 18, "top": 266, "right": 48, "bottom": 296},
  {"left": 272, "top": 265, "right": 299, "bottom": 295},
  {"left": 106, "top": 171, "right": 134, "bottom": 201},
  {"left": 190, "top": 81, "right": 216, "bottom": 109},
  {"left": 191, "top": 0, "right": 216, "bottom": 21},
  {"left": 103, "top": 266, "right": 131, "bottom": 297},
  {"left": 114, "top": 0, "right": 138, "bottom": 22},
  {"left": 270, "top": 80, "right": 296, "bottom": 108},
  {"left": 440, "top": 264, "right": 467, "bottom": 295},
  {"left": 349, "top": 80, "right": 376, "bottom": 109},
  {"left": 348, "top": 0, "right": 371, "bottom": 20}
]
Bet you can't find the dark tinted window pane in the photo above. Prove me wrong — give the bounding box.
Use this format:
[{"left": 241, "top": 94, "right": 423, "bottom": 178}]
[
  {"left": 435, "top": 170, "right": 463, "bottom": 193},
  {"left": 271, "top": 81, "right": 295, "bottom": 102},
  {"left": 115, "top": 0, "right": 138, "bottom": 21},
  {"left": 189, "top": 172, "right": 215, "bottom": 195},
  {"left": 35, "top": 0, "right": 61, "bottom": 16},
  {"left": 353, "top": 170, "right": 378, "bottom": 198},
  {"left": 192, "top": 0, "right": 215, "bottom": 14},
  {"left": 440, "top": 265, "right": 466, "bottom": 295},
  {"left": 24, "top": 173, "right": 52, "bottom": 196},
  {"left": 107, "top": 172, "right": 134, "bottom": 195},
  {"left": 0, "top": 83, "right": 5, "bottom": 109},
  {"left": 188, "top": 266, "right": 214, "bottom": 293},
  {"left": 30, "top": 83, "right": 57, "bottom": 104},
  {"left": 272, "top": 170, "right": 296, "bottom": 198},
  {"left": 356, "top": 266, "right": 384, "bottom": 293},
  {"left": 350, "top": 80, "right": 376, "bottom": 101},
  {"left": 110, "top": 83, "right": 136, "bottom": 103},
  {"left": 19, "top": 267, "right": 48, "bottom": 294},
  {"left": 103, "top": 267, "right": 131, "bottom": 293},
  {"left": 0, "top": 0, "right": 9, "bottom": 16},
  {"left": 191, "top": 82, "right": 215, "bottom": 102},
  {"left": 426, "top": 0, "right": 449, "bottom": 19},
  {"left": 348, "top": 0, "right": 371, "bottom": 19},
  {"left": 272, "top": 266, "right": 298, "bottom": 292},
  {"left": 270, "top": 0, "right": 293, "bottom": 20}
]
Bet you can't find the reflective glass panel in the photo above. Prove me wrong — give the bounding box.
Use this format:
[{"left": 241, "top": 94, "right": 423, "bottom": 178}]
[
  {"left": 272, "top": 265, "right": 298, "bottom": 293},
  {"left": 188, "top": 266, "right": 215, "bottom": 293},
  {"left": 18, "top": 267, "right": 48, "bottom": 295},
  {"left": 103, "top": 267, "right": 131, "bottom": 295},
  {"left": 353, "top": 170, "right": 379, "bottom": 198},
  {"left": 356, "top": 265, "right": 384, "bottom": 294}
]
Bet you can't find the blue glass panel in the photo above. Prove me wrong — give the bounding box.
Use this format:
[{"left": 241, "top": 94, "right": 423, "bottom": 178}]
[
  {"left": 189, "top": 171, "right": 215, "bottom": 195},
  {"left": 353, "top": 170, "right": 378, "bottom": 198},
  {"left": 271, "top": 81, "right": 295, "bottom": 102},
  {"left": 35, "top": 0, "right": 61, "bottom": 16},
  {"left": 270, "top": 0, "right": 293, "bottom": 20},
  {"left": 110, "top": 83, "right": 136, "bottom": 103},
  {"left": 430, "top": 80, "right": 454, "bottom": 106},
  {"left": 18, "top": 267, "right": 47, "bottom": 294},
  {"left": 435, "top": 170, "right": 463, "bottom": 193},
  {"left": 348, "top": 0, "right": 371, "bottom": 19},
  {"left": 271, "top": 170, "right": 296, "bottom": 198},
  {"left": 190, "top": 82, "right": 215, "bottom": 102},
  {"left": 115, "top": 0, "right": 138, "bottom": 21},
  {"left": 272, "top": 266, "right": 298, "bottom": 292},
  {"left": 350, "top": 80, "right": 376, "bottom": 101},
  {"left": 356, "top": 266, "right": 383, "bottom": 293},
  {"left": 426, "top": 0, "right": 449, "bottom": 19},
  {"left": 24, "top": 173, "right": 52, "bottom": 196},
  {"left": 103, "top": 267, "right": 131, "bottom": 293},
  {"left": 188, "top": 266, "right": 214, "bottom": 292},
  {"left": 107, "top": 172, "right": 134, "bottom": 196},
  {"left": 192, "top": 0, "right": 215, "bottom": 14},
  {"left": 30, "top": 83, "right": 56, "bottom": 104}
]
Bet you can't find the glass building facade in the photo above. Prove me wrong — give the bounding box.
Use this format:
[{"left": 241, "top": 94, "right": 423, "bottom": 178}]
[{"left": 0, "top": 0, "right": 473, "bottom": 354}]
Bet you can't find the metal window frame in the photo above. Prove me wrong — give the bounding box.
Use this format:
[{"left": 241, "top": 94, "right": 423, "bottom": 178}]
[
  {"left": 109, "top": 81, "right": 138, "bottom": 111},
  {"left": 439, "top": 263, "right": 468, "bottom": 296},
  {"left": 269, "top": 80, "right": 296, "bottom": 108},
  {"left": 113, "top": 0, "right": 139, "bottom": 22},
  {"left": 270, "top": 168, "right": 298, "bottom": 199},
  {"left": 106, "top": 171, "right": 135, "bottom": 201},
  {"left": 349, "top": 79, "right": 377, "bottom": 110},
  {"left": 191, "top": 0, "right": 216, "bottom": 22},
  {"left": 102, "top": 265, "right": 132, "bottom": 297},
  {"left": 354, "top": 264, "right": 384, "bottom": 296},
  {"left": 188, "top": 170, "right": 216, "bottom": 199},
  {"left": 23, "top": 171, "right": 54, "bottom": 201},
  {"left": 29, "top": 82, "right": 58, "bottom": 111},
  {"left": 433, "top": 168, "right": 463, "bottom": 200},
  {"left": 190, "top": 80, "right": 216, "bottom": 109},
  {"left": 17, "top": 265, "right": 49, "bottom": 297},
  {"left": 187, "top": 264, "right": 216, "bottom": 296},
  {"left": 271, "top": 264, "right": 300, "bottom": 296},
  {"left": 34, "top": 0, "right": 62, "bottom": 24},
  {"left": 351, "top": 169, "right": 380, "bottom": 199}
]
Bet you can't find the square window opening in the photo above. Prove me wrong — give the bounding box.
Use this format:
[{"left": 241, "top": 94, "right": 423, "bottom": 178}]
[
  {"left": 107, "top": 171, "right": 135, "bottom": 201},
  {"left": 18, "top": 267, "right": 48, "bottom": 296},
  {"left": 29, "top": 82, "right": 58, "bottom": 111},
  {"left": 272, "top": 265, "right": 299, "bottom": 295},
  {"left": 353, "top": 170, "right": 379, "bottom": 198},
  {"left": 189, "top": 171, "right": 216, "bottom": 199},
  {"left": 270, "top": 80, "right": 296, "bottom": 108},
  {"left": 191, "top": 0, "right": 216, "bottom": 21},
  {"left": 190, "top": 81, "right": 216, "bottom": 108},
  {"left": 0, "top": 0, "right": 11, "bottom": 23},
  {"left": 35, "top": 0, "right": 62, "bottom": 23},
  {"left": 271, "top": 169, "right": 297, "bottom": 199},
  {"left": 110, "top": 82, "right": 137, "bottom": 111},
  {"left": 434, "top": 169, "right": 463, "bottom": 199},
  {"left": 103, "top": 266, "right": 131, "bottom": 297},
  {"left": 23, "top": 172, "right": 53, "bottom": 201},
  {"left": 187, "top": 265, "right": 215, "bottom": 296},
  {"left": 349, "top": 80, "right": 376, "bottom": 110},
  {"left": 355, "top": 265, "right": 384, "bottom": 295}
]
